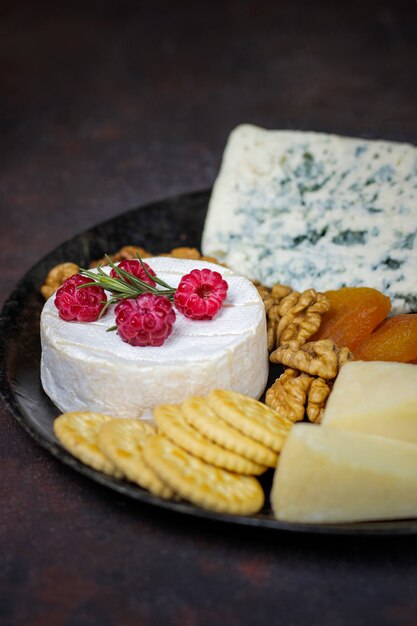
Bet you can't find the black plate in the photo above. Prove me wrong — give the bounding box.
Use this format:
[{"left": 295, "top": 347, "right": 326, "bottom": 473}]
[{"left": 1, "top": 189, "right": 416, "bottom": 536}]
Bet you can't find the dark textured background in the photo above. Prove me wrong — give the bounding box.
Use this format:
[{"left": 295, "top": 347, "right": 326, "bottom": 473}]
[{"left": 1, "top": 1, "right": 417, "bottom": 624}]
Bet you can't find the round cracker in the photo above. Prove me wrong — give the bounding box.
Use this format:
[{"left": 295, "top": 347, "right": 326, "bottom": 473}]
[
  {"left": 54, "top": 412, "right": 122, "bottom": 477},
  {"left": 154, "top": 404, "right": 267, "bottom": 475},
  {"left": 207, "top": 389, "right": 293, "bottom": 452},
  {"left": 181, "top": 396, "right": 278, "bottom": 468},
  {"left": 143, "top": 434, "right": 265, "bottom": 515},
  {"left": 98, "top": 419, "right": 174, "bottom": 499}
]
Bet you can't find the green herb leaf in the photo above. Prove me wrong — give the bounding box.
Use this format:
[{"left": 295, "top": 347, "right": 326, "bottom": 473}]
[{"left": 78, "top": 253, "right": 177, "bottom": 306}]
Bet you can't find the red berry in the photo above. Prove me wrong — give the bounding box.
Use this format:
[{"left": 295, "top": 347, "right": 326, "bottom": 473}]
[
  {"left": 110, "top": 259, "right": 156, "bottom": 287},
  {"left": 174, "top": 268, "right": 228, "bottom": 320},
  {"left": 115, "top": 293, "right": 176, "bottom": 347},
  {"left": 55, "top": 274, "right": 107, "bottom": 322}
]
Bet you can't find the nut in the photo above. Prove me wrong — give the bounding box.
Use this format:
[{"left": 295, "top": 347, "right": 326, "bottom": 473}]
[
  {"left": 255, "top": 282, "right": 292, "bottom": 313},
  {"left": 163, "top": 247, "right": 221, "bottom": 265},
  {"left": 254, "top": 282, "right": 294, "bottom": 351},
  {"left": 265, "top": 368, "right": 313, "bottom": 422},
  {"left": 41, "top": 262, "right": 80, "bottom": 299},
  {"left": 254, "top": 282, "right": 273, "bottom": 310},
  {"left": 89, "top": 246, "right": 152, "bottom": 268},
  {"left": 306, "top": 377, "right": 332, "bottom": 424},
  {"left": 276, "top": 289, "right": 330, "bottom": 348},
  {"left": 276, "top": 290, "right": 300, "bottom": 317},
  {"left": 271, "top": 284, "right": 293, "bottom": 301},
  {"left": 162, "top": 247, "right": 201, "bottom": 260},
  {"left": 266, "top": 291, "right": 300, "bottom": 352},
  {"left": 338, "top": 346, "right": 353, "bottom": 369},
  {"left": 267, "top": 317, "right": 279, "bottom": 353},
  {"left": 90, "top": 245, "right": 222, "bottom": 270},
  {"left": 270, "top": 339, "right": 352, "bottom": 379}
]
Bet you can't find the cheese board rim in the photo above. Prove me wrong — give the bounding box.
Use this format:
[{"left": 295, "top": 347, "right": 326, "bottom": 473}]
[{"left": 1, "top": 188, "right": 416, "bottom": 537}]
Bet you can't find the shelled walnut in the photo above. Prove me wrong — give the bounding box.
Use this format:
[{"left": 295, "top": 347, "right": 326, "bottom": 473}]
[
  {"left": 264, "top": 286, "right": 350, "bottom": 425},
  {"left": 306, "top": 378, "right": 332, "bottom": 424},
  {"left": 270, "top": 339, "right": 352, "bottom": 379},
  {"left": 43, "top": 246, "right": 223, "bottom": 300},
  {"left": 265, "top": 369, "right": 313, "bottom": 422},
  {"left": 265, "top": 368, "right": 333, "bottom": 425},
  {"left": 276, "top": 289, "right": 330, "bottom": 348},
  {"left": 90, "top": 245, "right": 221, "bottom": 268},
  {"left": 253, "top": 282, "right": 293, "bottom": 352},
  {"left": 160, "top": 247, "right": 221, "bottom": 264},
  {"left": 89, "top": 245, "right": 152, "bottom": 268},
  {"left": 40, "top": 262, "right": 80, "bottom": 299},
  {"left": 253, "top": 282, "right": 273, "bottom": 309}
]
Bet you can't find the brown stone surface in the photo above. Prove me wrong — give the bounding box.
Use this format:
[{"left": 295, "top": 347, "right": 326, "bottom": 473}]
[{"left": 1, "top": 1, "right": 417, "bottom": 624}]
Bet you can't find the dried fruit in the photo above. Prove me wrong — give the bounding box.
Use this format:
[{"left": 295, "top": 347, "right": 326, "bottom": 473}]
[
  {"left": 110, "top": 259, "right": 156, "bottom": 287},
  {"left": 115, "top": 294, "right": 176, "bottom": 347},
  {"left": 174, "top": 268, "right": 228, "bottom": 320},
  {"left": 55, "top": 274, "right": 107, "bottom": 322},
  {"left": 353, "top": 314, "right": 417, "bottom": 362},
  {"left": 311, "top": 287, "right": 391, "bottom": 350}
]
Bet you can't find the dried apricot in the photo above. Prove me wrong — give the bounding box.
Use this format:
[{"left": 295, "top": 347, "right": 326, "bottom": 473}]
[
  {"left": 353, "top": 314, "right": 417, "bottom": 362},
  {"left": 311, "top": 287, "right": 391, "bottom": 350}
]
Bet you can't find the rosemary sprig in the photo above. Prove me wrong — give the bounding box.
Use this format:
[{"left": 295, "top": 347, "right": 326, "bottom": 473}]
[{"left": 76, "top": 254, "right": 176, "bottom": 319}]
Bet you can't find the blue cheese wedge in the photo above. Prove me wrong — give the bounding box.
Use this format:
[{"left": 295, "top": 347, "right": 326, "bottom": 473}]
[{"left": 202, "top": 125, "right": 417, "bottom": 313}]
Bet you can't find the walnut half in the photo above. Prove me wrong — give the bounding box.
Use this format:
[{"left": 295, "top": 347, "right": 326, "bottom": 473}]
[
  {"left": 265, "top": 368, "right": 314, "bottom": 422},
  {"left": 270, "top": 339, "right": 352, "bottom": 379},
  {"left": 254, "top": 282, "right": 293, "bottom": 352},
  {"left": 89, "top": 245, "right": 152, "bottom": 268},
  {"left": 40, "top": 262, "right": 80, "bottom": 299},
  {"left": 306, "top": 377, "right": 332, "bottom": 424},
  {"left": 276, "top": 289, "right": 331, "bottom": 348},
  {"left": 161, "top": 247, "right": 220, "bottom": 264}
]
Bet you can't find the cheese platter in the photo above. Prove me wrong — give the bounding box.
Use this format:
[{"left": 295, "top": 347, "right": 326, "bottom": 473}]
[{"left": 1, "top": 188, "right": 417, "bottom": 535}]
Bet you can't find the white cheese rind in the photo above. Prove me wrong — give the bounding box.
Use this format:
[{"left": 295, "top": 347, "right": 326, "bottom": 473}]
[
  {"left": 322, "top": 361, "right": 417, "bottom": 443},
  {"left": 202, "top": 124, "right": 417, "bottom": 314},
  {"left": 272, "top": 424, "right": 417, "bottom": 523},
  {"left": 40, "top": 258, "right": 268, "bottom": 418}
]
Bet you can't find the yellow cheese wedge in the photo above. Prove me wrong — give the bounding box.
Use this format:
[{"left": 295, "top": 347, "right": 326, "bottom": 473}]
[
  {"left": 322, "top": 361, "right": 417, "bottom": 443},
  {"left": 272, "top": 424, "right": 417, "bottom": 523}
]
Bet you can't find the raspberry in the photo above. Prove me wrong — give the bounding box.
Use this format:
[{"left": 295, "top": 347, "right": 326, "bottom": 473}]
[
  {"left": 115, "top": 293, "right": 176, "bottom": 347},
  {"left": 174, "top": 268, "right": 228, "bottom": 320},
  {"left": 110, "top": 259, "right": 156, "bottom": 287},
  {"left": 55, "top": 274, "right": 107, "bottom": 322}
]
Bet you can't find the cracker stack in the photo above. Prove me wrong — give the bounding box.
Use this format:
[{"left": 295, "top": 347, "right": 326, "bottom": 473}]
[{"left": 54, "top": 389, "right": 294, "bottom": 516}]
